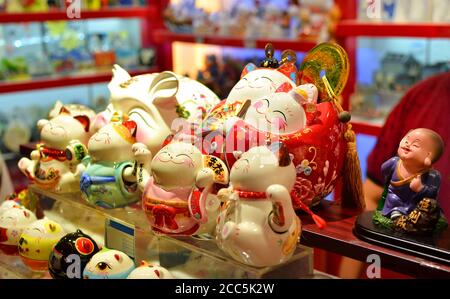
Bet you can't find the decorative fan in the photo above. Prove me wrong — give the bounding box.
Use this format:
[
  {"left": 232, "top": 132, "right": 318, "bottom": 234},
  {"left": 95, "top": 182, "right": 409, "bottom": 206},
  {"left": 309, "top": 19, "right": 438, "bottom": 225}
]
[{"left": 299, "top": 42, "right": 349, "bottom": 102}]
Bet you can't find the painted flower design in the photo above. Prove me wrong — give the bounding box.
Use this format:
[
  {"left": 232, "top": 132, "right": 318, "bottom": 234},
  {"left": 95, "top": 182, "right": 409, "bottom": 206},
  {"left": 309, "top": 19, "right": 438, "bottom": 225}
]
[{"left": 293, "top": 177, "right": 315, "bottom": 206}]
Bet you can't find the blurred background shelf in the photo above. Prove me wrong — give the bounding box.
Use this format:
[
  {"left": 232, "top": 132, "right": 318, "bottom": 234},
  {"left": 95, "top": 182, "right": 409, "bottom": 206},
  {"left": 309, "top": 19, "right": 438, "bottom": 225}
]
[
  {"left": 152, "top": 29, "right": 318, "bottom": 52},
  {"left": 0, "top": 7, "right": 157, "bottom": 23},
  {"left": 0, "top": 67, "right": 158, "bottom": 93},
  {"left": 336, "top": 21, "right": 450, "bottom": 38}
]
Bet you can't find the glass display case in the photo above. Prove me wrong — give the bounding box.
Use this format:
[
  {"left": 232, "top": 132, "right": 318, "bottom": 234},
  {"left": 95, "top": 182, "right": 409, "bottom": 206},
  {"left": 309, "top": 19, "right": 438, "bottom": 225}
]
[
  {"left": 350, "top": 37, "right": 450, "bottom": 125},
  {"left": 0, "top": 185, "right": 314, "bottom": 279}
]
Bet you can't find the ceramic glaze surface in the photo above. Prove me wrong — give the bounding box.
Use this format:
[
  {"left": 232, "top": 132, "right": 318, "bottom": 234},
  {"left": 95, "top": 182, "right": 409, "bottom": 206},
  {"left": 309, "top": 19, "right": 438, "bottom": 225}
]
[
  {"left": 79, "top": 121, "right": 140, "bottom": 209},
  {"left": 226, "top": 64, "right": 296, "bottom": 105},
  {"left": 136, "top": 141, "right": 228, "bottom": 236},
  {"left": 18, "top": 219, "right": 66, "bottom": 271},
  {"left": 216, "top": 144, "right": 301, "bottom": 267},
  {"left": 83, "top": 249, "right": 135, "bottom": 279},
  {"left": 49, "top": 229, "right": 100, "bottom": 279},
  {"left": 18, "top": 109, "right": 91, "bottom": 193},
  {"left": 127, "top": 261, "right": 173, "bottom": 279},
  {"left": 0, "top": 207, "right": 36, "bottom": 254},
  {"left": 93, "top": 65, "right": 220, "bottom": 154}
]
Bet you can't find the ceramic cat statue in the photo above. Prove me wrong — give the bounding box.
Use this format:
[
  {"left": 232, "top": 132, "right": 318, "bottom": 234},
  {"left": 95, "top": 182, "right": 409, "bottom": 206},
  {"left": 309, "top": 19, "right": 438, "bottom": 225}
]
[
  {"left": 49, "top": 229, "right": 101, "bottom": 279},
  {"left": 133, "top": 140, "right": 228, "bottom": 236},
  {"left": 127, "top": 261, "right": 173, "bottom": 279},
  {"left": 18, "top": 107, "right": 91, "bottom": 193},
  {"left": 83, "top": 249, "right": 135, "bottom": 279},
  {"left": 202, "top": 42, "right": 364, "bottom": 217},
  {"left": 92, "top": 65, "right": 220, "bottom": 155},
  {"left": 0, "top": 206, "right": 36, "bottom": 255},
  {"left": 216, "top": 143, "right": 301, "bottom": 267},
  {"left": 18, "top": 218, "right": 66, "bottom": 271},
  {"left": 373, "top": 128, "right": 447, "bottom": 235},
  {"left": 78, "top": 119, "right": 141, "bottom": 209}
]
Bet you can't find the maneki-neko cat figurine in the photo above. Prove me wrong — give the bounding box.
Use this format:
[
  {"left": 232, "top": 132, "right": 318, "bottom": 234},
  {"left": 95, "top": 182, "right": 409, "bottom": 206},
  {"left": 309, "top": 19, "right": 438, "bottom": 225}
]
[
  {"left": 18, "top": 218, "right": 66, "bottom": 271},
  {"left": 373, "top": 128, "right": 447, "bottom": 235},
  {"left": 0, "top": 205, "right": 37, "bottom": 255},
  {"left": 78, "top": 118, "right": 141, "bottom": 209},
  {"left": 133, "top": 140, "right": 229, "bottom": 236},
  {"left": 216, "top": 143, "right": 301, "bottom": 267},
  {"left": 18, "top": 107, "right": 90, "bottom": 193},
  {"left": 202, "top": 43, "right": 364, "bottom": 223}
]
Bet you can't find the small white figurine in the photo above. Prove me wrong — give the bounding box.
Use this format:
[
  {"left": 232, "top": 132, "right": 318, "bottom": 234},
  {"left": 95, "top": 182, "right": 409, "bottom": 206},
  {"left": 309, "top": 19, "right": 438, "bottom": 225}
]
[
  {"left": 0, "top": 206, "right": 36, "bottom": 255},
  {"left": 18, "top": 107, "right": 90, "bottom": 193},
  {"left": 79, "top": 119, "right": 141, "bottom": 208},
  {"left": 83, "top": 249, "right": 135, "bottom": 279},
  {"left": 216, "top": 143, "right": 301, "bottom": 267},
  {"left": 127, "top": 261, "right": 173, "bottom": 279}
]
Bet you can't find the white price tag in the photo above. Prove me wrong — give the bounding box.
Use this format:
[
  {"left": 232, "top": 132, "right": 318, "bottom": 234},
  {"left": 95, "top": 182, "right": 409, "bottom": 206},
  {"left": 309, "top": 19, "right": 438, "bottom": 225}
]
[{"left": 105, "top": 217, "right": 136, "bottom": 259}]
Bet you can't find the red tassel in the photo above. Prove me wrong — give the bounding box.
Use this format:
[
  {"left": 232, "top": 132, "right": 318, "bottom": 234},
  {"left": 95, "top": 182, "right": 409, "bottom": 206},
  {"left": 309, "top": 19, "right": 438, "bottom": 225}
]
[{"left": 291, "top": 192, "right": 327, "bottom": 229}]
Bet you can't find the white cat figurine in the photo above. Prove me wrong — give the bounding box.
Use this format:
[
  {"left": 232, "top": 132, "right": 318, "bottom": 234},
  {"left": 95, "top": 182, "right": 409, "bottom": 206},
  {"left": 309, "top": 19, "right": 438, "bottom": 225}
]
[
  {"left": 0, "top": 206, "right": 37, "bottom": 255},
  {"left": 127, "top": 261, "right": 173, "bottom": 279},
  {"left": 78, "top": 119, "right": 141, "bottom": 208},
  {"left": 18, "top": 107, "right": 90, "bottom": 193},
  {"left": 216, "top": 143, "right": 301, "bottom": 267}
]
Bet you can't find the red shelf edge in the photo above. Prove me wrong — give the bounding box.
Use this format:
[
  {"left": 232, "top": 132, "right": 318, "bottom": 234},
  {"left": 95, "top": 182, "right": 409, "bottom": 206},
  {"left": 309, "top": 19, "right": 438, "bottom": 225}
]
[
  {"left": 153, "top": 29, "right": 317, "bottom": 52},
  {"left": 336, "top": 21, "right": 450, "bottom": 38},
  {"left": 0, "top": 67, "right": 159, "bottom": 93},
  {"left": 351, "top": 121, "right": 382, "bottom": 137},
  {"left": 0, "top": 6, "right": 156, "bottom": 23}
]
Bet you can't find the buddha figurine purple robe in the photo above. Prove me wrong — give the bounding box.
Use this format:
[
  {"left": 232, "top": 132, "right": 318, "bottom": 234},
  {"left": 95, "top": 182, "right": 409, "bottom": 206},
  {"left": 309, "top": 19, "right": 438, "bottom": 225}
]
[{"left": 381, "top": 128, "right": 444, "bottom": 219}]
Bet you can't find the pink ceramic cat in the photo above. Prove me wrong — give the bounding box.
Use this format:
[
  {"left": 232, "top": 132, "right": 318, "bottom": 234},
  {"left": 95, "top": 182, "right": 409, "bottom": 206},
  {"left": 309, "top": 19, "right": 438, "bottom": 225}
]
[{"left": 134, "top": 141, "right": 228, "bottom": 236}]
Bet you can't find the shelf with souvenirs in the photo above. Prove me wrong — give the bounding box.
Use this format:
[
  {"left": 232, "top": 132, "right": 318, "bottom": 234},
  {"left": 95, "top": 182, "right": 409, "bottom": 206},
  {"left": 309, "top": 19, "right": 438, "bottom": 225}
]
[
  {"left": 154, "top": 1, "right": 450, "bottom": 138},
  {"left": 0, "top": 40, "right": 366, "bottom": 279}
]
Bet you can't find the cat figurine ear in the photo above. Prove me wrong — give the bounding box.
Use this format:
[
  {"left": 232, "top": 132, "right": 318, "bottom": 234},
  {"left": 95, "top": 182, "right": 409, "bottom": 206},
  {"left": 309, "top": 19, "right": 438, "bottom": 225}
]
[
  {"left": 240, "top": 63, "right": 257, "bottom": 78},
  {"left": 73, "top": 115, "right": 90, "bottom": 132},
  {"left": 59, "top": 106, "right": 71, "bottom": 115}
]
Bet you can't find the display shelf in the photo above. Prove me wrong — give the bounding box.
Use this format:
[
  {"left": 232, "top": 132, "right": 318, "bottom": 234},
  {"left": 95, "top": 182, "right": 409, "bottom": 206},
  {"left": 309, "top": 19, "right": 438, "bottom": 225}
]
[
  {"left": 22, "top": 185, "right": 314, "bottom": 279},
  {"left": 0, "top": 7, "right": 157, "bottom": 24},
  {"left": 300, "top": 201, "right": 450, "bottom": 278},
  {"left": 153, "top": 29, "right": 318, "bottom": 52},
  {"left": 0, "top": 67, "right": 159, "bottom": 93},
  {"left": 336, "top": 20, "right": 450, "bottom": 38},
  {"left": 350, "top": 120, "right": 382, "bottom": 137}
]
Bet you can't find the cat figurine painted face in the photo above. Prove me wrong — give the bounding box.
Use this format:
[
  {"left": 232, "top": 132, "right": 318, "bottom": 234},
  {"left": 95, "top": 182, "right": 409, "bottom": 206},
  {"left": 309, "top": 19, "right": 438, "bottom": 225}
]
[
  {"left": 18, "top": 107, "right": 90, "bottom": 193},
  {"left": 244, "top": 88, "right": 307, "bottom": 134},
  {"left": 134, "top": 141, "right": 228, "bottom": 236},
  {"left": 83, "top": 249, "right": 135, "bottom": 279},
  {"left": 127, "top": 261, "right": 173, "bottom": 279},
  {"left": 0, "top": 206, "right": 37, "bottom": 255},
  {"left": 226, "top": 63, "right": 297, "bottom": 105},
  {"left": 151, "top": 141, "right": 203, "bottom": 189},
  {"left": 216, "top": 143, "right": 301, "bottom": 267},
  {"left": 79, "top": 120, "right": 140, "bottom": 209},
  {"left": 87, "top": 120, "right": 137, "bottom": 163},
  {"left": 38, "top": 109, "right": 90, "bottom": 150},
  {"left": 18, "top": 219, "right": 66, "bottom": 271}
]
